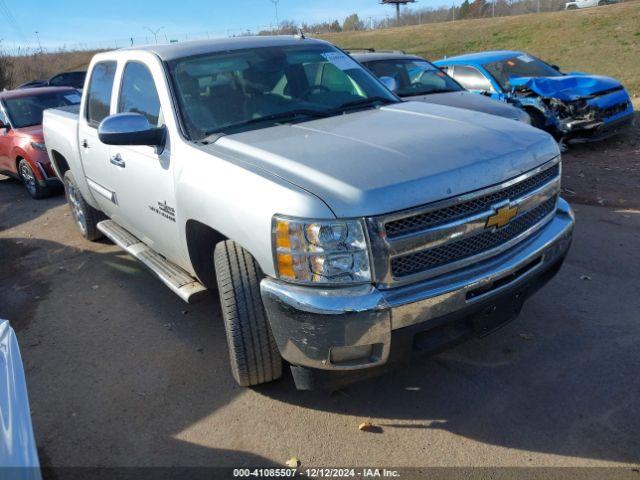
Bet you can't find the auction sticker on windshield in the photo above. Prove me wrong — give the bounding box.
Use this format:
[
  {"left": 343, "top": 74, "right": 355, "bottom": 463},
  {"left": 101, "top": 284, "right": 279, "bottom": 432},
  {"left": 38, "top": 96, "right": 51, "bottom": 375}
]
[{"left": 321, "top": 52, "right": 359, "bottom": 70}]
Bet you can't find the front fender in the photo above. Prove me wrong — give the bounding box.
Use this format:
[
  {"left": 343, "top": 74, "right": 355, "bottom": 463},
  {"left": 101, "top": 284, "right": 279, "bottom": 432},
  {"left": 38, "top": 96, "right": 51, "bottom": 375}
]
[{"left": 173, "top": 142, "right": 335, "bottom": 278}]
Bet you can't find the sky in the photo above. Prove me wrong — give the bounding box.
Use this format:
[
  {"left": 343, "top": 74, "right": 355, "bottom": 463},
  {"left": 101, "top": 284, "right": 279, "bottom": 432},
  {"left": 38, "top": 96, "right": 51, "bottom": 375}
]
[{"left": 0, "top": 0, "right": 452, "bottom": 52}]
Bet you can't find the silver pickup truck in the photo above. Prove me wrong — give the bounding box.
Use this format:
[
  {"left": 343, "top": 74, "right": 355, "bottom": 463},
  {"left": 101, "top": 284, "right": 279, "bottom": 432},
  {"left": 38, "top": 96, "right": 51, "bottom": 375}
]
[{"left": 43, "top": 36, "right": 574, "bottom": 390}]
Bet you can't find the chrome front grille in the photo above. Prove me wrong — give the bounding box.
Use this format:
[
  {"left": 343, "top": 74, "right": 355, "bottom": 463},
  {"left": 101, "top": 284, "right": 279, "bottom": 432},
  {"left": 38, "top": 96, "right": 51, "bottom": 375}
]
[
  {"left": 366, "top": 158, "right": 562, "bottom": 288},
  {"left": 391, "top": 196, "right": 557, "bottom": 278},
  {"left": 385, "top": 164, "right": 560, "bottom": 238}
]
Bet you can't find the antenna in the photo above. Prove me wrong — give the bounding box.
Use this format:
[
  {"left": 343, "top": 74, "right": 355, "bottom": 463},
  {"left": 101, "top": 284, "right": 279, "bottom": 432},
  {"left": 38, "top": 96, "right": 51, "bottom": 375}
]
[{"left": 296, "top": 27, "right": 306, "bottom": 39}]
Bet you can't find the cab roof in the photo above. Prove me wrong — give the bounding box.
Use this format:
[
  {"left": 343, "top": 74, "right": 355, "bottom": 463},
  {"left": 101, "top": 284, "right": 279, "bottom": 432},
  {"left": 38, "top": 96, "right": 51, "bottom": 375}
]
[
  {"left": 435, "top": 50, "right": 524, "bottom": 65},
  {"left": 118, "top": 35, "right": 330, "bottom": 62},
  {"left": 349, "top": 51, "right": 426, "bottom": 63}
]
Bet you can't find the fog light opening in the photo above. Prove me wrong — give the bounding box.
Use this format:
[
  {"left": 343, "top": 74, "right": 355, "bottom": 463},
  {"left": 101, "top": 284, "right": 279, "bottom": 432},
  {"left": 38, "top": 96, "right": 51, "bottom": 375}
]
[{"left": 330, "top": 343, "right": 382, "bottom": 366}]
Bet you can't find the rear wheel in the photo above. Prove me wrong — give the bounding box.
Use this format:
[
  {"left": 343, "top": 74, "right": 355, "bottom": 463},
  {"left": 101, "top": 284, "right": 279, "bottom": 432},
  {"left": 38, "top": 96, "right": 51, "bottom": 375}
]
[
  {"left": 63, "top": 170, "right": 104, "bottom": 241},
  {"left": 18, "top": 159, "right": 50, "bottom": 199},
  {"left": 214, "top": 240, "right": 282, "bottom": 387}
]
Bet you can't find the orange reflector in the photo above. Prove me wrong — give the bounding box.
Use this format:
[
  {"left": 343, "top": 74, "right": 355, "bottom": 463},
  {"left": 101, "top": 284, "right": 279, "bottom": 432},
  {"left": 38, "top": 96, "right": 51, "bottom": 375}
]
[
  {"left": 277, "top": 253, "right": 295, "bottom": 279},
  {"left": 275, "top": 220, "right": 291, "bottom": 249}
]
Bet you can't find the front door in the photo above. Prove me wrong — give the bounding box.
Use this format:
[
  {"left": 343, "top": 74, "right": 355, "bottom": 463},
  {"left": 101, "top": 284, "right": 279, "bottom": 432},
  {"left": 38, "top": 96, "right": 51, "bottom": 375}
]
[
  {"left": 78, "top": 60, "right": 119, "bottom": 215},
  {"left": 106, "top": 60, "right": 179, "bottom": 259}
]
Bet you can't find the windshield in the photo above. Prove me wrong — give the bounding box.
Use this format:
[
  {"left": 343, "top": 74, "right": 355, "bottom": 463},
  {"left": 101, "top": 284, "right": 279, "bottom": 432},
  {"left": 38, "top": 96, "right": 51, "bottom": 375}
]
[
  {"left": 365, "top": 58, "right": 463, "bottom": 96},
  {"left": 49, "top": 72, "right": 86, "bottom": 89},
  {"left": 484, "top": 54, "right": 562, "bottom": 90},
  {"left": 4, "top": 90, "right": 81, "bottom": 128},
  {"left": 167, "top": 44, "right": 398, "bottom": 140}
]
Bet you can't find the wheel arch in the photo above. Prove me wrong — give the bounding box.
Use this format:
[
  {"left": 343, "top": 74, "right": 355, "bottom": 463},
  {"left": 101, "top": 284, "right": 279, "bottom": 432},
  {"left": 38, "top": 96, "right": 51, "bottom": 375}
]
[
  {"left": 185, "top": 220, "right": 228, "bottom": 288},
  {"left": 50, "top": 150, "right": 70, "bottom": 178}
]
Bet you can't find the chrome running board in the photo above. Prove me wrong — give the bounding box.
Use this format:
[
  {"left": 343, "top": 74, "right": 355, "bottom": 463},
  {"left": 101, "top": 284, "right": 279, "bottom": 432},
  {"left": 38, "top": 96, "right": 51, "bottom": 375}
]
[{"left": 97, "top": 220, "right": 208, "bottom": 304}]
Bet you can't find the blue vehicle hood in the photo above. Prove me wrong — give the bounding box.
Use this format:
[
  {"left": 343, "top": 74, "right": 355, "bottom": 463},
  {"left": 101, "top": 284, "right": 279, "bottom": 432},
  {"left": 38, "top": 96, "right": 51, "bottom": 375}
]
[{"left": 510, "top": 74, "right": 622, "bottom": 101}]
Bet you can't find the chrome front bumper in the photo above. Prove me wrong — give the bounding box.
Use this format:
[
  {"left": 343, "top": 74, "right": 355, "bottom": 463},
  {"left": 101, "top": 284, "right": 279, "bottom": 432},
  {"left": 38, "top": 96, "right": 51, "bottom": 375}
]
[{"left": 261, "top": 198, "right": 574, "bottom": 374}]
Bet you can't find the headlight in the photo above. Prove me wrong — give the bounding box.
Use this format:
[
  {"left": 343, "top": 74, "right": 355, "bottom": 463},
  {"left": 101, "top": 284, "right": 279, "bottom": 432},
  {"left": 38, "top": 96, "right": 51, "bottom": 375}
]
[
  {"left": 272, "top": 215, "right": 371, "bottom": 285},
  {"left": 30, "top": 141, "right": 46, "bottom": 151}
]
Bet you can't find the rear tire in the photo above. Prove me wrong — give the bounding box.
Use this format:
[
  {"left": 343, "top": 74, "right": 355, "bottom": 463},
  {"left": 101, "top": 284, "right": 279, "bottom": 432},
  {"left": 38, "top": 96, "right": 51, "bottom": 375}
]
[
  {"left": 214, "top": 240, "right": 282, "bottom": 387},
  {"left": 18, "top": 159, "right": 50, "bottom": 199},
  {"left": 63, "top": 170, "right": 104, "bottom": 241}
]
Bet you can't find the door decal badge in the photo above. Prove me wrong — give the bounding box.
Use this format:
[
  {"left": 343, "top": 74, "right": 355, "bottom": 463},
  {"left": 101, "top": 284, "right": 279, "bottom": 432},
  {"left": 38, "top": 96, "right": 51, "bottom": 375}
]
[{"left": 149, "top": 200, "right": 176, "bottom": 223}]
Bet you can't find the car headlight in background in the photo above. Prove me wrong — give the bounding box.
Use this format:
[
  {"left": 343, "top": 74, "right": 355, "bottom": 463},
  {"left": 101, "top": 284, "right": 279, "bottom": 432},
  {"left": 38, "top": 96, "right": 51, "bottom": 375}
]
[
  {"left": 30, "top": 142, "right": 46, "bottom": 151},
  {"left": 517, "top": 110, "right": 532, "bottom": 125},
  {"left": 273, "top": 216, "right": 371, "bottom": 285}
]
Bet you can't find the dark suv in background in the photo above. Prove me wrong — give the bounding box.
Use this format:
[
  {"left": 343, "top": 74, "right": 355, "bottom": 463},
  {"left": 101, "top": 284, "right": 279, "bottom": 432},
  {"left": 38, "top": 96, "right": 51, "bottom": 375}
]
[{"left": 349, "top": 49, "right": 531, "bottom": 124}]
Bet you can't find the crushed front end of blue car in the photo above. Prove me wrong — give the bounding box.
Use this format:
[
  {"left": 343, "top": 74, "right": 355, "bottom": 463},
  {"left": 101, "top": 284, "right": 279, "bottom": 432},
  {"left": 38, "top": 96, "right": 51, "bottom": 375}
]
[{"left": 508, "top": 74, "right": 634, "bottom": 142}]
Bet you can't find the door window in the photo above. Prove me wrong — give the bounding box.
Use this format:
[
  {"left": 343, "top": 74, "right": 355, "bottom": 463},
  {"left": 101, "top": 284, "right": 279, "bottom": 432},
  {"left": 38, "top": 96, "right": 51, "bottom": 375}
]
[
  {"left": 86, "top": 61, "right": 117, "bottom": 127},
  {"left": 452, "top": 65, "right": 495, "bottom": 92},
  {"left": 118, "top": 62, "right": 163, "bottom": 128}
]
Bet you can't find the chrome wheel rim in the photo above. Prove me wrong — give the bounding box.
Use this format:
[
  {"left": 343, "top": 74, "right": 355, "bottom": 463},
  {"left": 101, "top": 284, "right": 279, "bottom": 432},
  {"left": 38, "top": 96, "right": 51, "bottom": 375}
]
[
  {"left": 19, "top": 162, "right": 37, "bottom": 196},
  {"left": 66, "top": 182, "right": 87, "bottom": 234}
]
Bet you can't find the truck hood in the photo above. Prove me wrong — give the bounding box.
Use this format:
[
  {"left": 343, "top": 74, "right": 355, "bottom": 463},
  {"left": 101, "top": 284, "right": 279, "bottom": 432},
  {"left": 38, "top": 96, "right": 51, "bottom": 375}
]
[
  {"left": 204, "top": 101, "right": 558, "bottom": 218},
  {"left": 510, "top": 74, "right": 623, "bottom": 101},
  {"left": 408, "top": 91, "right": 522, "bottom": 121}
]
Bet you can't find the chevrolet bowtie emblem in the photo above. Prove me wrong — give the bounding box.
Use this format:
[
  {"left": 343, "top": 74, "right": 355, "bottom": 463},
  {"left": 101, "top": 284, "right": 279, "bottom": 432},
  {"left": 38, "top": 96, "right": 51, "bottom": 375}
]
[{"left": 486, "top": 205, "right": 519, "bottom": 229}]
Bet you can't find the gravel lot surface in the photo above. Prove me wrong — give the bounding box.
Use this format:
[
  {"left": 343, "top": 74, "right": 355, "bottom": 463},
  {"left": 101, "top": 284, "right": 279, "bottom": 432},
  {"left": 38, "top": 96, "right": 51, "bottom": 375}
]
[{"left": 1, "top": 120, "right": 639, "bottom": 472}]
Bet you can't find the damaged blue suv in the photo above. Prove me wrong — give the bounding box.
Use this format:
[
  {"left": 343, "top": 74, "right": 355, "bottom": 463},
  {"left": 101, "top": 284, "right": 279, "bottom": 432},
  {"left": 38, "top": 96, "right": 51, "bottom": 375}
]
[{"left": 435, "top": 50, "right": 634, "bottom": 142}]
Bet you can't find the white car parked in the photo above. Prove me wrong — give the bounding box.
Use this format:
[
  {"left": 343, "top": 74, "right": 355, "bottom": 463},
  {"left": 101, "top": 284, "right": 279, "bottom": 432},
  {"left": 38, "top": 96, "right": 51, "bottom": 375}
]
[
  {"left": 0, "top": 320, "right": 40, "bottom": 478},
  {"left": 565, "top": 0, "right": 616, "bottom": 9}
]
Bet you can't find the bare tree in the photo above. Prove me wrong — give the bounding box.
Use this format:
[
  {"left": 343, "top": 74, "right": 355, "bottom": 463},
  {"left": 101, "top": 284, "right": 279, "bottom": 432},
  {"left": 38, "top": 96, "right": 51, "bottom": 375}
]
[{"left": 0, "top": 43, "right": 14, "bottom": 90}]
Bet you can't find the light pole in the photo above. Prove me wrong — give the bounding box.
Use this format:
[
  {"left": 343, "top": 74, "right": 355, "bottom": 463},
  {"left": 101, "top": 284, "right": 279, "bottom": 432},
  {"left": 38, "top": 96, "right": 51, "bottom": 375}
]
[
  {"left": 270, "top": 0, "right": 280, "bottom": 29},
  {"left": 144, "top": 26, "right": 164, "bottom": 44},
  {"left": 34, "top": 31, "right": 42, "bottom": 52}
]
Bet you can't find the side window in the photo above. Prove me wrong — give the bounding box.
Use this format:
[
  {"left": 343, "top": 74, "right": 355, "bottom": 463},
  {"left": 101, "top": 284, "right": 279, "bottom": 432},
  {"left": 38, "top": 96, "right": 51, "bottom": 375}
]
[
  {"left": 0, "top": 107, "right": 8, "bottom": 126},
  {"left": 86, "top": 61, "right": 117, "bottom": 127},
  {"left": 118, "top": 62, "right": 162, "bottom": 128},
  {"left": 452, "top": 65, "right": 494, "bottom": 92}
]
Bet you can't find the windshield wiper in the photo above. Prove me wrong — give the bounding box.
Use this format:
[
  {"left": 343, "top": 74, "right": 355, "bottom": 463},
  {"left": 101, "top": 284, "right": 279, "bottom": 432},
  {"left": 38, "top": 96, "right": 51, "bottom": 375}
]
[
  {"left": 330, "top": 96, "right": 397, "bottom": 114},
  {"left": 201, "top": 109, "right": 330, "bottom": 141},
  {"left": 401, "top": 88, "right": 458, "bottom": 97}
]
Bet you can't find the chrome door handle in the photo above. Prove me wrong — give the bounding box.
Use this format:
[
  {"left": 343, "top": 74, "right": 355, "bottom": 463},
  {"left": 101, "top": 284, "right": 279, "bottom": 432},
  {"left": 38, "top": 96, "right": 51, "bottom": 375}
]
[{"left": 110, "top": 153, "right": 125, "bottom": 168}]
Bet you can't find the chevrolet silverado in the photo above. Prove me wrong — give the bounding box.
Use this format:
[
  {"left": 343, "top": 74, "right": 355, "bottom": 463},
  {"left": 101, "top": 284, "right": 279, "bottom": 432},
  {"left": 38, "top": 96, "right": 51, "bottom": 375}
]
[{"left": 43, "top": 36, "right": 574, "bottom": 389}]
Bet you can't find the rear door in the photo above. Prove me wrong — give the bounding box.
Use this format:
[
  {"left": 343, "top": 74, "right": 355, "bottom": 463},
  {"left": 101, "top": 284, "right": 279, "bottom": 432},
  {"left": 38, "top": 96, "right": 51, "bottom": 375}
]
[{"left": 78, "top": 61, "right": 118, "bottom": 215}]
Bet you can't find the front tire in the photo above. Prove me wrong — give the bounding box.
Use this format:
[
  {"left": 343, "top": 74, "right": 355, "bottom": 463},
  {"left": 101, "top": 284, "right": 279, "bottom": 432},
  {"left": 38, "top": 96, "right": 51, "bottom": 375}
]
[
  {"left": 63, "top": 170, "right": 104, "bottom": 241},
  {"left": 18, "top": 159, "right": 50, "bottom": 199},
  {"left": 214, "top": 240, "right": 282, "bottom": 387}
]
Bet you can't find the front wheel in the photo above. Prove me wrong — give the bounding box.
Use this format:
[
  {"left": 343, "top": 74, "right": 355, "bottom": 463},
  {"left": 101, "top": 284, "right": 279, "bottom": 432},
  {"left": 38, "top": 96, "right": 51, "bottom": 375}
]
[
  {"left": 214, "top": 240, "right": 282, "bottom": 387},
  {"left": 63, "top": 170, "right": 104, "bottom": 241},
  {"left": 18, "top": 159, "right": 50, "bottom": 199}
]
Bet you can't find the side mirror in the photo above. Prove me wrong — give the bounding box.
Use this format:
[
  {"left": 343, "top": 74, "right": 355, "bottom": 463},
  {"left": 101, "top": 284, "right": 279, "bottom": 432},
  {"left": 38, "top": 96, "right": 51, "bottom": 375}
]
[
  {"left": 0, "top": 120, "right": 9, "bottom": 130},
  {"left": 98, "top": 113, "right": 165, "bottom": 148},
  {"left": 551, "top": 64, "right": 561, "bottom": 71},
  {"left": 379, "top": 76, "right": 398, "bottom": 93}
]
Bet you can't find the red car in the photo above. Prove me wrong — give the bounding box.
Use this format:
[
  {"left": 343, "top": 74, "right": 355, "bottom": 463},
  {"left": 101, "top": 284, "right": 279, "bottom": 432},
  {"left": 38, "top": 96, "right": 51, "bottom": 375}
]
[{"left": 0, "top": 87, "right": 81, "bottom": 198}]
